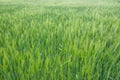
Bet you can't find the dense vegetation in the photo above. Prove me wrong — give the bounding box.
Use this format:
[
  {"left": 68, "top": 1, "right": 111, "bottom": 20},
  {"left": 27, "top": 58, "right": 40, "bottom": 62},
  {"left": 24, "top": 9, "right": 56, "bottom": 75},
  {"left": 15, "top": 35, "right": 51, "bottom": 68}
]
[{"left": 0, "top": 0, "right": 120, "bottom": 80}]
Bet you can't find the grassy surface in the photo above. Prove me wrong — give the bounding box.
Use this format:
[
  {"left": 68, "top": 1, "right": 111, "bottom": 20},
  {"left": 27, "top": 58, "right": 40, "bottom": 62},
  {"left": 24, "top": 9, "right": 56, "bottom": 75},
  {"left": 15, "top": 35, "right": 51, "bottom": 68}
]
[{"left": 0, "top": 0, "right": 120, "bottom": 80}]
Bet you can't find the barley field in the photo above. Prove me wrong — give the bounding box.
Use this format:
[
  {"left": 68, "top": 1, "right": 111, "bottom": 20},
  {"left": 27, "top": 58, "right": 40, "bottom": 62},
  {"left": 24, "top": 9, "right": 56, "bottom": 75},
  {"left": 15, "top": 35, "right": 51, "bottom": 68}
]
[{"left": 0, "top": 0, "right": 120, "bottom": 80}]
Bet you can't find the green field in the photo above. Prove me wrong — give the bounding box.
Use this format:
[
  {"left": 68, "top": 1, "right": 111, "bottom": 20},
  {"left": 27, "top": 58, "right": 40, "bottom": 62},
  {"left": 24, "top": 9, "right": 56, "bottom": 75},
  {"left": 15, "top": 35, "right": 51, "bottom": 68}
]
[{"left": 0, "top": 0, "right": 120, "bottom": 80}]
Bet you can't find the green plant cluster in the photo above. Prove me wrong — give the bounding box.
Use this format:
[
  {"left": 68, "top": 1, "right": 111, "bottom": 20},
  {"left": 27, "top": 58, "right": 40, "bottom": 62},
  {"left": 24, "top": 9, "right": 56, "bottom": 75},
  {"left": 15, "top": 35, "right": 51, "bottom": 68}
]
[{"left": 0, "top": 1, "right": 120, "bottom": 80}]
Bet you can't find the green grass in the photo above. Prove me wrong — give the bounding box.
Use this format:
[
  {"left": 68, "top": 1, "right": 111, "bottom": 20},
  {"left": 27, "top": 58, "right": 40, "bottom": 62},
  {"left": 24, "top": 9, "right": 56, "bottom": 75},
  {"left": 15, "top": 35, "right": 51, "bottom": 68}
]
[{"left": 0, "top": 0, "right": 120, "bottom": 80}]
